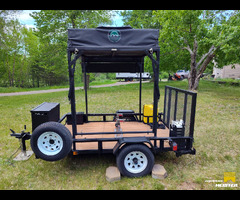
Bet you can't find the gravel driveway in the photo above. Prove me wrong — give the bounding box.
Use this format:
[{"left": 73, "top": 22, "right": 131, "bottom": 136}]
[{"left": 0, "top": 81, "right": 149, "bottom": 97}]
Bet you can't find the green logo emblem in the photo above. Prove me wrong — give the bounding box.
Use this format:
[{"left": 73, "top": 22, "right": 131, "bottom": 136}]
[{"left": 108, "top": 30, "right": 121, "bottom": 43}]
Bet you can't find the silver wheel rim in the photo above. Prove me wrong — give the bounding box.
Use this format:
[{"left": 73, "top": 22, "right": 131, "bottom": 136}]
[
  {"left": 124, "top": 151, "right": 148, "bottom": 174},
  {"left": 37, "top": 132, "right": 63, "bottom": 156}
]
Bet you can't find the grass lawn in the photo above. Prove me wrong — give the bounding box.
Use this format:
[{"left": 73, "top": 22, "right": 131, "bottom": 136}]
[{"left": 0, "top": 80, "right": 239, "bottom": 190}]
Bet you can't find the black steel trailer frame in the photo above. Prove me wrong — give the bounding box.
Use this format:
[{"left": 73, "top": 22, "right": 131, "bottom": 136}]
[
  {"left": 66, "top": 47, "right": 164, "bottom": 153},
  {"left": 10, "top": 26, "right": 197, "bottom": 177}
]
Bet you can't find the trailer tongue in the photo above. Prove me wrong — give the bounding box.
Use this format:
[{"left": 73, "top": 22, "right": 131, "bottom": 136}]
[{"left": 10, "top": 26, "right": 197, "bottom": 178}]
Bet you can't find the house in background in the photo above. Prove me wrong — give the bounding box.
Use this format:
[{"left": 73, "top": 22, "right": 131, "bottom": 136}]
[{"left": 212, "top": 64, "right": 240, "bottom": 79}]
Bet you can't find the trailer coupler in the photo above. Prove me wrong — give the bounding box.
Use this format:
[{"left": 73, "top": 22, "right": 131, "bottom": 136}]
[{"left": 10, "top": 125, "right": 33, "bottom": 161}]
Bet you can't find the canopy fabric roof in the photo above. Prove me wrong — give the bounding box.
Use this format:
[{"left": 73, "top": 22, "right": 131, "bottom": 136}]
[
  {"left": 68, "top": 26, "right": 159, "bottom": 54},
  {"left": 67, "top": 26, "right": 160, "bottom": 73}
]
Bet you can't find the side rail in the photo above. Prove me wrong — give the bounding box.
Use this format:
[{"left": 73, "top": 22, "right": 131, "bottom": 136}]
[{"left": 162, "top": 86, "right": 197, "bottom": 138}]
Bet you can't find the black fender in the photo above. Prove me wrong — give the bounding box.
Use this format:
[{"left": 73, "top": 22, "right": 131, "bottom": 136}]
[{"left": 113, "top": 137, "right": 155, "bottom": 155}]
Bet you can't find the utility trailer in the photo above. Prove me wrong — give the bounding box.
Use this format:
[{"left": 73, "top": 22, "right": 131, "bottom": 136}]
[{"left": 10, "top": 26, "right": 197, "bottom": 177}]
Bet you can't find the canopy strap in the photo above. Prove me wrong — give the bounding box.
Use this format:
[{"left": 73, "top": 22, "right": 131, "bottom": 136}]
[
  {"left": 68, "top": 51, "right": 82, "bottom": 101},
  {"left": 145, "top": 50, "right": 160, "bottom": 100}
]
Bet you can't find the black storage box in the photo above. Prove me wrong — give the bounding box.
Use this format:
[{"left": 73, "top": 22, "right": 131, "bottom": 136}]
[
  {"left": 113, "top": 110, "right": 137, "bottom": 121},
  {"left": 31, "top": 102, "right": 60, "bottom": 131},
  {"left": 66, "top": 112, "right": 87, "bottom": 125}
]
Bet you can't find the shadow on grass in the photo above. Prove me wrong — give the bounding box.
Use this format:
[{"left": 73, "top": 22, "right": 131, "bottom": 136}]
[{"left": 63, "top": 153, "right": 116, "bottom": 171}]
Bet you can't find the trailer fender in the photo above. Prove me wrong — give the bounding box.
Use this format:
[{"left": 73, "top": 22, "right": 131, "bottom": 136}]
[{"left": 113, "top": 137, "right": 155, "bottom": 155}]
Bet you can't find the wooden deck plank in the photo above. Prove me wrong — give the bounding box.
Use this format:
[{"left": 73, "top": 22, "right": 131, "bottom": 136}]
[{"left": 65, "top": 122, "right": 169, "bottom": 150}]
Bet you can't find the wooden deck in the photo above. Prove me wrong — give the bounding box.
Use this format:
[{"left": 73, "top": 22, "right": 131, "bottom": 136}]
[{"left": 65, "top": 121, "right": 169, "bottom": 151}]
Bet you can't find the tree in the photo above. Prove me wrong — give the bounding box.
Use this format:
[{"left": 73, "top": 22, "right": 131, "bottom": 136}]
[
  {"left": 0, "top": 10, "right": 40, "bottom": 87},
  {"left": 121, "top": 10, "right": 159, "bottom": 29},
  {"left": 21, "top": 27, "right": 41, "bottom": 87},
  {"left": 121, "top": 10, "right": 240, "bottom": 90},
  {"left": 153, "top": 10, "right": 240, "bottom": 90},
  {"left": 30, "top": 10, "right": 113, "bottom": 86},
  {"left": 121, "top": 10, "right": 160, "bottom": 78},
  {"left": 1, "top": 19, "right": 23, "bottom": 86}
]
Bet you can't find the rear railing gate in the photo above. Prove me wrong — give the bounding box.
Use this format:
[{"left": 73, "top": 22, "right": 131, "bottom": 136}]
[
  {"left": 163, "top": 86, "right": 197, "bottom": 136},
  {"left": 162, "top": 86, "right": 197, "bottom": 155}
]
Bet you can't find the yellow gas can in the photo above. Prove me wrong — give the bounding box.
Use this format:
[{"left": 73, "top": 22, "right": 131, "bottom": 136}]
[{"left": 143, "top": 104, "right": 158, "bottom": 123}]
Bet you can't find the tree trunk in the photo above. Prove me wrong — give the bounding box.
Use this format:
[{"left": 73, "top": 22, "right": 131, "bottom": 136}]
[
  {"left": 12, "top": 51, "right": 16, "bottom": 87},
  {"left": 188, "top": 73, "right": 200, "bottom": 91},
  {"left": 32, "top": 70, "right": 35, "bottom": 88},
  {"left": 188, "top": 51, "right": 216, "bottom": 90},
  {"left": 184, "top": 39, "right": 217, "bottom": 91},
  {"left": 6, "top": 55, "right": 12, "bottom": 87},
  {"left": 37, "top": 75, "right": 40, "bottom": 87},
  {"left": 188, "top": 67, "right": 198, "bottom": 91}
]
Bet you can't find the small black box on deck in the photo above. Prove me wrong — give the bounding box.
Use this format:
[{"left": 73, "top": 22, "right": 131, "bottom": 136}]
[
  {"left": 31, "top": 102, "right": 60, "bottom": 131},
  {"left": 66, "top": 112, "right": 87, "bottom": 125}
]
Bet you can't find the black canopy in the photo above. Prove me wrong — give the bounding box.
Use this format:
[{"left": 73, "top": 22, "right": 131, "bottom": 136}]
[
  {"left": 67, "top": 26, "right": 159, "bottom": 72},
  {"left": 68, "top": 26, "right": 159, "bottom": 54}
]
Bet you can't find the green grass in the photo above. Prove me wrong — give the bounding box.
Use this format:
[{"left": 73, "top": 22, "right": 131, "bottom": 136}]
[{"left": 0, "top": 80, "right": 239, "bottom": 190}]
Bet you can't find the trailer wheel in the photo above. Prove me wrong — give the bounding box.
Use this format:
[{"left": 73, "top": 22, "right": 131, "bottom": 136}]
[
  {"left": 116, "top": 144, "right": 154, "bottom": 177},
  {"left": 30, "top": 122, "right": 72, "bottom": 161}
]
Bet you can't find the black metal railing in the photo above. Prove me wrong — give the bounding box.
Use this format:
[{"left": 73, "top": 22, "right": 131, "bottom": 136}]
[{"left": 162, "top": 86, "right": 197, "bottom": 137}]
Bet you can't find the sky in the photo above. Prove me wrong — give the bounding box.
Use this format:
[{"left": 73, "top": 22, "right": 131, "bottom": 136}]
[
  {"left": 17, "top": 10, "right": 39, "bottom": 29},
  {"left": 17, "top": 10, "right": 124, "bottom": 28}
]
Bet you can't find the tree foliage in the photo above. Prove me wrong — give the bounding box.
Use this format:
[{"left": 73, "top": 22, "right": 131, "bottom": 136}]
[
  {"left": 0, "top": 10, "right": 31, "bottom": 87},
  {"left": 31, "top": 10, "right": 112, "bottom": 86},
  {"left": 0, "top": 10, "right": 112, "bottom": 88},
  {"left": 121, "top": 10, "right": 240, "bottom": 90},
  {"left": 1, "top": 10, "right": 240, "bottom": 90}
]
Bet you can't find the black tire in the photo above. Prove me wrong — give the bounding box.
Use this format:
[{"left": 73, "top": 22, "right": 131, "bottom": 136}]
[
  {"left": 30, "top": 122, "right": 72, "bottom": 161},
  {"left": 116, "top": 144, "right": 154, "bottom": 177}
]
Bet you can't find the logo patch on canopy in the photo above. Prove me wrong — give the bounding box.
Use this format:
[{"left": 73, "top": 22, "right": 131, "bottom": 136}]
[{"left": 108, "top": 30, "right": 121, "bottom": 43}]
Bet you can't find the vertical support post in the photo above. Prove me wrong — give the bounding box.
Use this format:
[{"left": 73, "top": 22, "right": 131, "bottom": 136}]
[
  {"left": 174, "top": 91, "right": 178, "bottom": 120},
  {"left": 139, "top": 62, "right": 142, "bottom": 122},
  {"left": 152, "top": 50, "right": 160, "bottom": 138},
  {"left": 145, "top": 49, "right": 160, "bottom": 146},
  {"left": 68, "top": 51, "right": 77, "bottom": 151},
  {"left": 83, "top": 60, "right": 88, "bottom": 122},
  {"left": 189, "top": 93, "right": 197, "bottom": 138},
  {"left": 166, "top": 88, "right": 172, "bottom": 127},
  {"left": 21, "top": 137, "right": 27, "bottom": 155},
  {"left": 183, "top": 93, "right": 188, "bottom": 124},
  {"left": 163, "top": 86, "right": 167, "bottom": 124}
]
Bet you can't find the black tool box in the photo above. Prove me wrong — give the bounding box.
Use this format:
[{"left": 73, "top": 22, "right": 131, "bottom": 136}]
[{"left": 30, "top": 102, "right": 60, "bottom": 131}]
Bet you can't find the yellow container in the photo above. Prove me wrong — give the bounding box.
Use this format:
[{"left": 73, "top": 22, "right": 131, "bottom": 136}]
[{"left": 143, "top": 104, "right": 158, "bottom": 123}]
